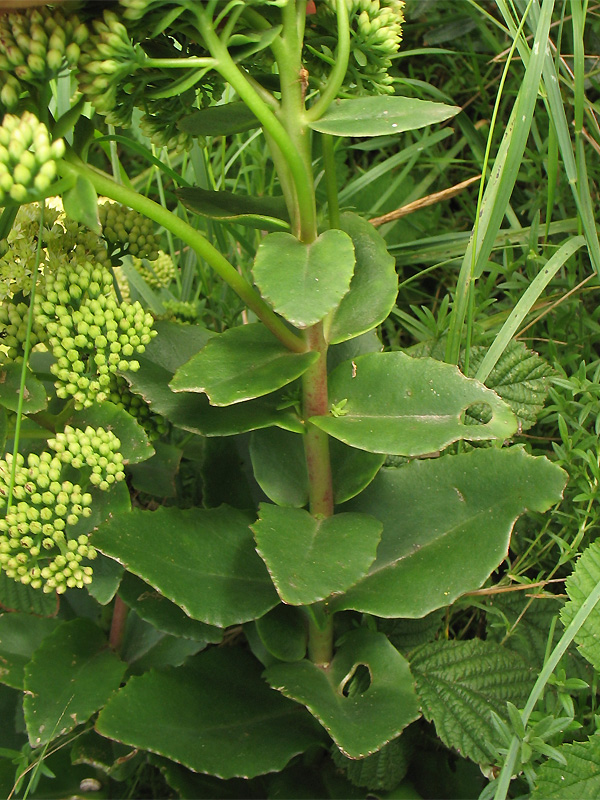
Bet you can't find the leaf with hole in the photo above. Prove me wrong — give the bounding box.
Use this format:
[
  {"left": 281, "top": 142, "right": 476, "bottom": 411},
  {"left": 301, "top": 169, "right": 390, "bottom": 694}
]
[
  {"left": 312, "top": 352, "right": 517, "bottom": 455},
  {"left": 333, "top": 447, "right": 567, "bottom": 617},
  {"left": 95, "top": 647, "right": 326, "bottom": 779},
  {"left": 253, "top": 230, "right": 355, "bottom": 328},
  {"left": 325, "top": 212, "right": 398, "bottom": 344},
  {"left": 170, "top": 324, "right": 319, "bottom": 405},
  {"left": 308, "top": 96, "right": 460, "bottom": 137},
  {"left": 265, "top": 628, "right": 420, "bottom": 758},
  {"left": 92, "top": 505, "right": 279, "bottom": 628},
  {"left": 252, "top": 504, "right": 382, "bottom": 605}
]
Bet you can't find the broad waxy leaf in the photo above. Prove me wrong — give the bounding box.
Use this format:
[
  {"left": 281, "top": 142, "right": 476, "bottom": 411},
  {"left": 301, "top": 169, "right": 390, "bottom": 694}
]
[
  {"left": 177, "top": 187, "right": 290, "bottom": 233},
  {"left": 67, "top": 399, "right": 154, "bottom": 464},
  {"left": 308, "top": 96, "right": 460, "bottom": 137},
  {"left": 333, "top": 447, "right": 566, "bottom": 618},
  {"left": 410, "top": 640, "right": 534, "bottom": 765},
  {"left": 326, "top": 212, "right": 398, "bottom": 344},
  {"left": 249, "top": 426, "right": 384, "bottom": 507},
  {"left": 124, "top": 320, "right": 304, "bottom": 435},
  {"left": 96, "top": 648, "right": 326, "bottom": 779},
  {"left": 253, "top": 230, "right": 355, "bottom": 328},
  {"left": 561, "top": 542, "right": 600, "bottom": 671},
  {"left": 265, "top": 628, "right": 420, "bottom": 758},
  {"left": 530, "top": 733, "right": 600, "bottom": 799},
  {"left": 23, "top": 618, "right": 126, "bottom": 747},
  {"left": 170, "top": 324, "right": 319, "bottom": 406},
  {"left": 312, "top": 352, "right": 517, "bottom": 455},
  {"left": 0, "top": 613, "right": 60, "bottom": 689},
  {"left": 0, "top": 362, "right": 46, "bottom": 413},
  {"left": 255, "top": 604, "right": 307, "bottom": 663},
  {"left": 178, "top": 101, "right": 259, "bottom": 137},
  {"left": 252, "top": 504, "right": 382, "bottom": 605},
  {"left": 92, "top": 505, "right": 279, "bottom": 628},
  {"left": 120, "top": 611, "right": 206, "bottom": 676},
  {"left": 118, "top": 573, "right": 223, "bottom": 644}
]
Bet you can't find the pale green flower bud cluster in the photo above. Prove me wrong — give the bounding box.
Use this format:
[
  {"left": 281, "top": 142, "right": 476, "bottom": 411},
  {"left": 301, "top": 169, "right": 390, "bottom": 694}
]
[
  {"left": 138, "top": 89, "right": 197, "bottom": 154},
  {"left": 0, "top": 112, "right": 64, "bottom": 204},
  {"left": 309, "top": 0, "right": 405, "bottom": 95},
  {"left": 48, "top": 425, "right": 126, "bottom": 491},
  {"left": 77, "top": 10, "right": 144, "bottom": 128},
  {"left": 161, "top": 299, "right": 200, "bottom": 324},
  {"left": 0, "top": 6, "right": 87, "bottom": 101},
  {"left": 0, "top": 301, "right": 42, "bottom": 361},
  {"left": 108, "top": 374, "right": 169, "bottom": 440},
  {"left": 99, "top": 201, "right": 161, "bottom": 261},
  {"left": 34, "top": 265, "right": 156, "bottom": 409},
  {"left": 132, "top": 251, "right": 176, "bottom": 290},
  {"left": 0, "top": 447, "right": 99, "bottom": 594}
]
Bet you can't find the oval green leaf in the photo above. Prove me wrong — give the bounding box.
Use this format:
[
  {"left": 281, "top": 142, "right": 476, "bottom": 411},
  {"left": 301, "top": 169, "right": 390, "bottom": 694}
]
[
  {"left": 170, "top": 324, "right": 319, "bottom": 406},
  {"left": 0, "top": 362, "right": 47, "bottom": 414},
  {"left": 333, "top": 448, "right": 567, "bottom": 618},
  {"left": 255, "top": 604, "right": 307, "bottom": 663},
  {"left": 312, "top": 352, "right": 517, "bottom": 455},
  {"left": 179, "top": 101, "right": 259, "bottom": 137},
  {"left": 250, "top": 426, "right": 383, "bottom": 507},
  {"left": 23, "top": 618, "right": 126, "bottom": 747},
  {"left": 265, "top": 628, "right": 420, "bottom": 758},
  {"left": 177, "top": 187, "right": 290, "bottom": 233},
  {"left": 253, "top": 230, "right": 355, "bottom": 328},
  {"left": 92, "top": 505, "right": 279, "bottom": 628},
  {"left": 252, "top": 504, "right": 382, "bottom": 606},
  {"left": 0, "top": 612, "right": 60, "bottom": 689},
  {"left": 63, "top": 174, "right": 101, "bottom": 234},
  {"left": 326, "top": 212, "right": 398, "bottom": 344},
  {"left": 308, "top": 96, "right": 460, "bottom": 137},
  {"left": 96, "top": 648, "right": 326, "bottom": 779}
]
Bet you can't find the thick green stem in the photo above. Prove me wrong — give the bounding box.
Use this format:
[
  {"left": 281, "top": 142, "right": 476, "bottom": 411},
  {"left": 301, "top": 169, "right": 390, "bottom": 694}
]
[
  {"left": 305, "top": 0, "right": 350, "bottom": 123},
  {"left": 302, "top": 325, "right": 334, "bottom": 519},
  {"left": 193, "top": 6, "right": 317, "bottom": 241},
  {"left": 322, "top": 134, "right": 341, "bottom": 229},
  {"left": 60, "top": 153, "right": 306, "bottom": 353},
  {"left": 307, "top": 605, "right": 334, "bottom": 667}
]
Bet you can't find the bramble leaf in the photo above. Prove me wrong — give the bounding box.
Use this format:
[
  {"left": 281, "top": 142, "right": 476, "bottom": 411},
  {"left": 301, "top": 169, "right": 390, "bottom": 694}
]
[
  {"left": 530, "top": 732, "right": 600, "bottom": 798},
  {"left": 465, "top": 340, "right": 552, "bottom": 430},
  {"left": 561, "top": 542, "right": 600, "bottom": 671},
  {"left": 410, "top": 640, "right": 534, "bottom": 765}
]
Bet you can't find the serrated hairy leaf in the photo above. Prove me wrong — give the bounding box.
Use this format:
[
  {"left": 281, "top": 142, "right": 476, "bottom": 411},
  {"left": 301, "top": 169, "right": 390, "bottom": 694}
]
[
  {"left": 531, "top": 732, "right": 600, "bottom": 798},
  {"left": 410, "top": 640, "right": 534, "bottom": 765},
  {"left": 561, "top": 542, "right": 600, "bottom": 671}
]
